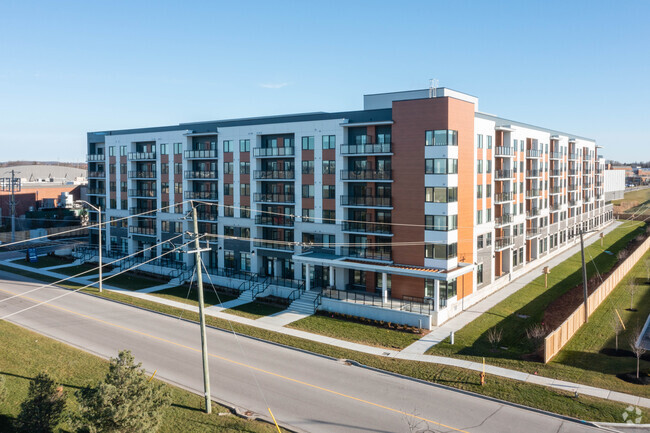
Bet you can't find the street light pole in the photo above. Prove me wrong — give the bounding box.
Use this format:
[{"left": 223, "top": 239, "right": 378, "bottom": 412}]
[{"left": 79, "top": 200, "right": 102, "bottom": 293}]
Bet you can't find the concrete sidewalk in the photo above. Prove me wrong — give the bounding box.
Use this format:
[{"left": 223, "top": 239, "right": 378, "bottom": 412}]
[
  {"left": 401, "top": 221, "right": 622, "bottom": 355},
  {"left": 1, "top": 249, "right": 649, "bottom": 410}
]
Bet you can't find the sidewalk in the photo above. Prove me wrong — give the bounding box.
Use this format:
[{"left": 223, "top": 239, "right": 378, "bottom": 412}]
[
  {"left": 401, "top": 221, "right": 622, "bottom": 355},
  {"left": 1, "top": 247, "right": 649, "bottom": 410}
]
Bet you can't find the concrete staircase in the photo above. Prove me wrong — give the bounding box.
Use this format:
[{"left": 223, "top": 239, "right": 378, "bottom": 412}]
[
  {"left": 237, "top": 290, "right": 254, "bottom": 303},
  {"left": 288, "top": 291, "right": 320, "bottom": 315}
]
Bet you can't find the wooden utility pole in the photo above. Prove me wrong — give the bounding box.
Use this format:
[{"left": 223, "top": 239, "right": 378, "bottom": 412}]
[
  {"left": 191, "top": 205, "right": 212, "bottom": 414},
  {"left": 580, "top": 229, "right": 589, "bottom": 323}
]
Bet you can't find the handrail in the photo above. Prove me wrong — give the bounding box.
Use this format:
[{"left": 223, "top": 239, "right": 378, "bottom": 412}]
[
  {"left": 252, "top": 277, "right": 271, "bottom": 299},
  {"left": 313, "top": 293, "right": 322, "bottom": 310},
  {"left": 288, "top": 288, "right": 303, "bottom": 302}
]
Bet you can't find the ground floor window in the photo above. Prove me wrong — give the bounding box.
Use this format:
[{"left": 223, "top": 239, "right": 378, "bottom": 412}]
[{"left": 476, "top": 263, "right": 484, "bottom": 286}]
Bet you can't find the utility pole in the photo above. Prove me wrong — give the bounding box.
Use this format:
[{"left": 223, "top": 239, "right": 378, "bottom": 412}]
[
  {"left": 580, "top": 228, "right": 589, "bottom": 323},
  {"left": 98, "top": 205, "right": 102, "bottom": 293},
  {"left": 191, "top": 205, "right": 212, "bottom": 414},
  {"left": 10, "top": 170, "right": 16, "bottom": 243}
]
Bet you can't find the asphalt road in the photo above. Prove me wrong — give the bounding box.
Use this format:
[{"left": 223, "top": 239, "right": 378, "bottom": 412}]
[{"left": 0, "top": 271, "right": 610, "bottom": 433}]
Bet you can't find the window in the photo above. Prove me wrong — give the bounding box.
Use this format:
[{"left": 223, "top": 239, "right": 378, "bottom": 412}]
[
  {"left": 486, "top": 208, "right": 492, "bottom": 222},
  {"left": 223, "top": 140, "right": 233, "bottom": 153},
  {"left": 477, "top": 210, "right": 483, "bottom": 224},
  {"left": 425, "top": 158, "right": 458, "bottom": 174},
  {"left": 240, "top": 252, "right": 251, "bottom": 271},
  {"left": 477, "top": 134, "right": 484, "bottom": 148},
  {"left": 224, "top": 205, "right": 234, "bottom": 217},
  {"left": 161, "top": 201, "right": 168, "bottom": 212},
  {"left": 302, "top": 184, "right": 314, "bottom": 198},
  {"left": 224, "top": 162, "right": 233, "bottom": 174},
  {"left": 477, "top": 160, "right": 483, "bottom": 174},
  {"left": 120, "top": 145, "right": 127, "bottom": 156},
  {"left": 239, "top": 139, "right": 250, "bottom": 152},
  {"left": 224, "top": 250, "right": 235, "bottom": 269},
  {"left": 486, "top": 184, "right": 492, "bottom": 198},
  {"left": 302, "top": 208, "right": 315, "bottom": 222},
  {"left": 173, "top": 142, "right": 182, "bottom": 154},
  {"left": 425, "top": 215, "right": 458, "bottom": 231},
  {"left": 302, "top": 160, "right": 314, "bottom": 174},
  {"left": 241, "top": 227, "right": 250, "bottom": 239},
  {"left": 240, "top": 206, "right": 250, "bottom": 218},
  {"left": 161, "top": 163, "right": 169, "bottom": 174},
  {"left": 240, "top": 183, "right": 250, "bottom": 196},
  {"left": 108, "top": 146, "right": 115, "bottom": 157},
  {"left": 120, "top": 181, "right": 127, "bottom": 192},
  {"left": 512, "top": 249, "right": 518, "bottom": 267},
  {"left": 477, "top": 235, "right": 484, "bottom": 249},
  {"left": 224, "top": 183, "right": 233, "bottom": 195},
  {"left": 323, "top": 210, "right": 335, "bottom": 224},
  {"left": 487, "top": 160, "right": 492, "bottom": 173},
  {"left": 477, "top": 263, "right": 484, "bottom": 285},
  {"left": 240, "top": 161, "right": 250, "bottom": 174},
  {"left": 425, "top": 243, "right": 458, "bottom": 260},
  {"left": 121, "top": 199, "right": 127, "bottom": 209},
  {"left": 109, "top": 164, "right": 116, "bottom": 174},
  {"left": 160, "top": 143, "right": 168, "bottom": 155},
  {"left": 477, "top": 185, "right": 483, "bottom": 199},
  {"left": 322, "top": 135, "right": 336, "bottom": 149},
  {"left": 487, "top": 136, "right": 492, "bottom": 149},
  {"left": 322, "top": 160, "right": 336, "bottom": 174},
  {"left": 486, "top": 233, "right": 492, "bottom": 246},
  {"left": 302, "top": 136, "right": 314, "bottom": 150},
  {"left": 109, "top": 198, "right": 116, "bottom": 209},
  {"left": 425, "top": 187, "right": 458, "bottom": 203},
  {"left": 425, "top": 130, "right": 458, "bottom": 146},
  {"left": 120, "top": 163, "right": 126, "bottom": 174},
  {"left": 161, "top": 182, "right": 169, "bottom": 194},
  {"left": 174, "top": 162, "right": 182, "bottom": 174},
  {"left": 174, "top": 182, "right": 182, "bottom": 194},
  {"left": 322, "top": 185, "right": 335, "bottom": 199},
  {"left": 223, "top": 226, "right": 235, "bottom": 237}
]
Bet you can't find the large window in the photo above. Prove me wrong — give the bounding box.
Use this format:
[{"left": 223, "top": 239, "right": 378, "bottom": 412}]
[
  {"left": 239, "top": 139, "right": 250, "bottom": 152},
  {"left": 302, "top": 136, "right": 314, "bottom": 150},
  {"left": 302, "top": 160, "right": 314, "bottom": 174},
  {"left": 424, "top": 279, "right": 457, "bottom": 307},
  {"left": 323, "top": 210, "right": 336, "bottom": 224},
  {"left": 302, "top": 184, "right": 314, "bottom": 198},
  {"left": 425, "top": 187, "right": 458, "bottom": 203},
  {"left": 425, "top": 158, "right": 458, "bottom": 174},
  {"left": 223, "top": 140, "right": 233, "bottom": 153},
  {"left": 322, "top": 135, "right": 336, "bottom": 149},
  {"left": 425, "top": 215, "right": 458, "bottom": 231},
  {"left": 425, "top": 130, "right": 458, "bottom": 146},
  {"left": 322, "top": 160, "right": 336, "bottom": 174},
  {"left": 224, "top": 250, "right": 235, "bottom": 269},
  {"left": 424, "top": 243, "right": 457, "bottom": 260},
  {"left": 322, "top": 185, "right": 336, "bottom": 199}
]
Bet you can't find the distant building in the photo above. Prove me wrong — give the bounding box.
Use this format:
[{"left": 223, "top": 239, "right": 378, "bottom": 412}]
[{"left": 604, "top": 169, "right": 625, "bottom": 201}]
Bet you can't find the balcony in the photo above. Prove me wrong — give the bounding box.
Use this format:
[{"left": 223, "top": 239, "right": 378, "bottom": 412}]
[
  {"left": 255, "top": 215, "right": 295, "bottom": 227},
  {"left": 253, "top": 193, "right": 295, "bottom": 204},
  {"left": 525, "top": 169, "right": 541, "bottom": 178},
  {"left": 128, "top": 152, "right": 156, "bottom": 161},
  {"left": 494, "top": 146, "right": 514, "bottom": 157},
  {"left": 341, "top": 196, "right": 392, "bottom": 207},
  {"left": 495, "top": 169, "right": 514, "bottom": 180},
  {"left": 253, "top": 147, "right": 295, "bottom": 158},
  {"left": 526, "top": 208, "right": 540, "bottom": 218},
  {"left": 568, "top": 153, "right": 579, "bottom": 160},
  {"left": 128, "top": 226, "right": 156, "bottom": 236},
  {"left": 254, "top": 240, "right": 294, "bottom": 252},
  {"left": 129, "top": 207, "right": 157, "bottom": 217},
  {"left": 494, "top": 237, "right": 514, "bottom": 250},
  {"left": 185, "top": 170, "right": 218, "bottom": 179},
  {"left": 196, "top": 211, "right": 219, "bottom": 221},
  {"left": 88, "top": 171, "right": 105, "bottom": 178},
  {"left": 568, "top": 169, "right": 579, "bottom": 176},
  {"left": 86, "top": 154, "right": 105, "bottom": 162},
  {"left": 526, "top": 189, "right": 541, "bottom": 197},
  {"left": 550, "top": 151, "right": 562, "bottom": 160},
  {"left": 568, "top": 183, "right": 579, "bottom": 191},
  {"left": 87, "top": 188, "right": 105, "bottom": 195},
  {"left": 495, "top": 214, "right": 513, "bottom": 226},
  {"left": 526, "top": 149, "right": 542, "bottom": 158},
  {"left": 128, "top": 171, "right": 156, "bottom": 179},
  {"left": 550, "top": 202, "right": 561, "bottom": 211},
  {"left": 550, "top": 169, "right": 561, "bottom": 177},
  {"left": 341, "top": 143, "right": 392, "bottom": 155},
  {"left": 342, "top": 247, "right": 391, "bottom": 262},
  {"left": 253, "top": 170, "right": 295, "bottom": 180},
  {"left": 494, "top": 192, "right": 514, "bottom": 203},
  {"left": 184, "top": 149, "right": 217, "bottom": 159},
  {"left": 128, "top": 189, "right": 156, "bottom": 198},
  {"left": 569, "top": 199, "right": 578, "bottom": 207},
  {"left": 342, "top": 221, "right": 392, "bottom": 235},
  {"left": 340, "top": 170, "right": 392, "bottom": 181},
  {"left": 526, "top": 228, "right": 541, "bottom": 238},
  {"left": 184, "top": 191, "right": 217, "bottom": 200},
  {"left": 550, "top": 186, "right": 562, "bottom": 194}
]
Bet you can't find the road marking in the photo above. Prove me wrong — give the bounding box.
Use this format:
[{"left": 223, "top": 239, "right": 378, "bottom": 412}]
[{"left": 0, "top": 286, "right": 470, "bottom": 433}]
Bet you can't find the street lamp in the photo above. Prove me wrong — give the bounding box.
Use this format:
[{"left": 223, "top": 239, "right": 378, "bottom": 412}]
[{"left": 78, "top": 200, "right": 103, "bottom": 293}]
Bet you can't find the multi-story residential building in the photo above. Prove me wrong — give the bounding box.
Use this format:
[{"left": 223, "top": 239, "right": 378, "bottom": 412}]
[{"left": 85, "top": 87, "right": 613, "bottom": 327}]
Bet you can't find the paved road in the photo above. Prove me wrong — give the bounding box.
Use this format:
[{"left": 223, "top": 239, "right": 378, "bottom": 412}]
[{"left": 0, "top": 271, "right": 610, "bottom": 433}]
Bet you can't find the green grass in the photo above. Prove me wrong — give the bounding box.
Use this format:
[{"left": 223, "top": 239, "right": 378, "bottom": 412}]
[
  {"left": 613, "top": 187, "right": 650, "bottom": 214},
  {"left": 223, "top": 302, "right": 286, "bottom": 320},
  {"left": 51, "top": 262, "right": 111, "bottom": 277},
  {"left": 151, "top": 285, "right": 237, "bottom": 307},
  {"left": 18, "top": 255, "right": 73, "bottom": 269},
  {"left": 90, "top": 272, "right": 168, "bottom": 291},
  {"left": 0, "top": 263, "right": 640, "bottom": 421},
  {"left": 0, "top": 320, "right": 286, "bottom": 433},
  {"left": 426, "top": 221, "right": 650, "bottom": 397},
  {"left": 288, "top": 313, "right": 424, "bottom": 350}
]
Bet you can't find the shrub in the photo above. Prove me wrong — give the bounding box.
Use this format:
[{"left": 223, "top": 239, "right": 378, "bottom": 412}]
[
  {"left": 486, "top": 327, "right": 503, "bottom": 348},
  {"left": 525, "top": 323, "right": 547, "bottom": 346},
  {"left": 15, "top": 372, "right": 66, "bottom": 433}
]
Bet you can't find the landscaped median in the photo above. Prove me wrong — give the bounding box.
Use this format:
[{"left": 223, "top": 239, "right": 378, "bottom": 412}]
[{"left": 0, "top": 262, "right": 637, "bottom": 422}]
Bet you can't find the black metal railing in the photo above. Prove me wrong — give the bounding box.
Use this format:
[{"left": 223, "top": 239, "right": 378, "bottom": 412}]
[
  {"left": 340, "top": 170, "right": 392, "bottom": 181},
  {"left": 185, "top": 170, "right": 218, "bottom": 179},
  {"left": 253, "top": 147, "right": 295, "bottom": 157},
  {"left": 255, "top": 215, "right": 295, "bottom": 227},
  {"left": 340, "top": 196, "right": 392, "bottom": 207},
  {"left": 253, "top": 193, "right": 295, "bottom": 203},
  {"left": 340, "top": 143, "right": 392, "bottom": 154},
  {"left": 184, "top": 149, "right": 217, "bottom": 159},
  {"left": 253, "top": 170, "right": 295, "bottom": 180},
  {"left": 342, "top": 221, "right": 392, "bottom": 234}
]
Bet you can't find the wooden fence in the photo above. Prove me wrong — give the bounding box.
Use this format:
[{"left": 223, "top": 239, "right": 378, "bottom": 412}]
[{"left": 544, "top": 235, "right": 650, "bottom": 363}]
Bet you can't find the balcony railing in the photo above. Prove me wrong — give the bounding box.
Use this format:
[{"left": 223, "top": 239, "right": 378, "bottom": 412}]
[
  {"left": 494, "top": 146, "right": 514, "bottom": 157},
  {"left": 340, "top": 170, "right": 392, "bottom": 181},
  {"left": 196, "top": 211, "right": 218, "bottom": 221},
  {"left": 128, "top": 226, "right": 156, "bottom": 235},
  {"left": 88, "top": 171, "right": 105, "bottom": 178},
  {"left": 342, "top": 221, "right": 392, "bottom": 235},
  {"left": 569, "top": 199, "right": 578, "bottom": 207},
  {"left": 494, "top": 192, "right": 514, "bottom": 203},
  {"left": 526, "top": 170, "right": 541, "bottom": 178},
  {"left": 495, "top": 237, "right": 514, "bottom": 250},
  {"left": 184, "top": 191, "right": 217, "bottom": 200},
  {"left": 526, "top": 208, "right": 540, "bottom": 218},
  {"left": 568, "top": 183, "right": 579, "bottom": 191},
  {"left": 526, "top": 189, "right": 541, "bottom": 197},
  {"left": 342, "top": 247, "right": 391, "bottom": 262},
  {"left": 87, "top": 188, "right": 105, "bottom": 195},
  {"left": 253, "top": 193, "right": 295, "bottom": 203},
  {"left": 128, "top": 171, "right": 156, "bottom": 179},
  {"left": 495, "top": 214, "right": 513, "bottom": 226},
  {"left": 129, "top": 207, "right": 157, "bottom": 217},
  {"left": 184, "top": 149, "right": 217, "bottom": 159},
  {"left": 185, "top": 170, "right": 218, "bottom": 179},
  {"left": 87, "top": 154, "right": 105, "bottom": 161},
  {"left": 255, "top": 215, "right": 295, "bottom": 227},
  {"left": 568, "top": 153, "right": 579, "bottom": 160},
  {"left": 550, "top": 202, "right": 561, "bottom": 211},
  {"left": 253, "top": 170, "right": 295, "bottom": 180},
  {"left": 550, "top": 186, "right": 562, "bottom": 194},
  {"left": 128, "top": 189, "right": 156, "bottom": 198},
  {"left": 526, "top": 228, "right": 541, "bottom": 238},
  {"left": 550, "top": 151, "right": 562, "bottom": 159},
  {"left": 526, "top": 149, "right": 542, "bottom": 158},
  {"left": 495, "top": 169, "right": 514, "bottom": 179},
  {"left": 128, "top": 152, "right": 156, "bottom": 161},
  {"left": 253, "top": 147, "right": 295, "bottom": 157},
  {"left": 254, "top": 240, "right": 294, "bottom": 251},
  {"left": 341, "top": 196, "right": 392, "bottom": 207},
  {"left": 341, "top": 143, "right": 392, "bottom": 155},
  {"left": 550, "top": 169, "right": 561, "bottom": 177}
]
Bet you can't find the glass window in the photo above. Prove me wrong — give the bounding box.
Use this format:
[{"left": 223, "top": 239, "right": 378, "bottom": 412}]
[
  {"left": 302, "top": 160, "right": 314, "bottom": 174},
  {"left": 322, "top": 135, "right": 336, "bottom": 149},
  {"left": 322, "top": 185, "right": 335, "bottom": 199},
  {"left": 322, "top": 160, "right": 336, "bottom": 174},
  {"left": 223, "top": 140, "right": 233, "bottom": 152},
  {"left": 302, "top": 184, "right": 314, "bottom": 198},
  {"left": 302, "top": 136, "right": 314, "bottom": 150},
  {"left": 239, "top": 139, "right": 250, "bottom": 152},
  {"left": 323, "top": 210, "right": 336, "bottom": 224}
]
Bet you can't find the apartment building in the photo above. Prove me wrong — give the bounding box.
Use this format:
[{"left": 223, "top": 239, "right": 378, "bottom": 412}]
[{"left": 85, "top": 87, "right": 613, "bottom": 327}]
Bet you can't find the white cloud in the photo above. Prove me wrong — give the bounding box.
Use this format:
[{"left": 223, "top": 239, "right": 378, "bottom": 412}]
[{"left": 259, "top": 82, "right": 289, "bottom": 89}]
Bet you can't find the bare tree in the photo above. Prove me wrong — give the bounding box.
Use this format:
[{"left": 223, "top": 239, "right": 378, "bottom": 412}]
[
  {"left": 626, "top": 281, "right": 638, "bottom": 310},
  {"left": 629, "top": 329, "right": 647, "bottom": 379},
  {"left": 611, "top": 311, "right": 624, "bottom": 351}
]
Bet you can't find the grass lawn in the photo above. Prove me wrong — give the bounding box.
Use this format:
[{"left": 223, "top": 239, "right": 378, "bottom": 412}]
[
  {"left": 90, "top": 272, "right": 168, "bottom": 291},
  {"left": 0, "top": 264, "right": 634, "bottom": 422},
  {"left": 52, "top": 262, "right": 112, "bottom": 277},
  {"left": 426, "top": 221, "right": 650, "bottom": 397},
  {"left": 613, "top": 187, "right": 650, "bottom": 214},
  {"left": 288, "top": 313, "right": 423, "bottom": 350},
  {"left": 0, "top": 321, "right": 287, "bottom": 433},
  {"left": 17, "top": 255, "right": 73, "bottom": 269},
  {"left": 151, "top": 284, "right": 237, "bottom": 307},
  {"left": 223, "top": 302, "right": 286, "bottom": 320}
]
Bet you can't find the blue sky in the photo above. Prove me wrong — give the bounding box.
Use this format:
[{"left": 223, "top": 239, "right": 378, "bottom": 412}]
[{"left": 0, "top": 0, "right": 648, "bottom": 162}]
